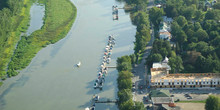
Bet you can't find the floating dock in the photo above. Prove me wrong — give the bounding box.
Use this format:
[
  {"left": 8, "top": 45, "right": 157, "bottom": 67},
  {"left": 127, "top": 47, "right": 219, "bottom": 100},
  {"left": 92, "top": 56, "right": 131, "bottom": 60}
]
[{"left": 93, "top": 35, "right": 116, "bottom": 90}]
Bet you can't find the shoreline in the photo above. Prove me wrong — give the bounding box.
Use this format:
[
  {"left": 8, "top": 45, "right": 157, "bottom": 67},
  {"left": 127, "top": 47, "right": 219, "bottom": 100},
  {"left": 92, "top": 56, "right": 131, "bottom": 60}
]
[{"left": 1, "top": 0, "right": 77, "bottom": 85}]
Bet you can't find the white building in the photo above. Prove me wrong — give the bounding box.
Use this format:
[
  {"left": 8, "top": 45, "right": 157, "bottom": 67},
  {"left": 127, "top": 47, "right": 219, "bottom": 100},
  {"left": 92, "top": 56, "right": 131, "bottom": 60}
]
[{"left": 150, "top": 57, "right": 220, "bottom": 89}]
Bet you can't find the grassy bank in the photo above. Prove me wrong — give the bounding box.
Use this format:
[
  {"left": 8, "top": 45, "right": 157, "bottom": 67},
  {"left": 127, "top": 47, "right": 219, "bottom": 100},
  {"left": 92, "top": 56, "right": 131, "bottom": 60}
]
[
  {"left": 177, "top": 100, "right": 206, "bottom": 103},
  {"left": 7, "top": 0, "right": 77, "bottom": 77},
  {"left": 0, "top": 0, "right": 33, "bottom": 79}
]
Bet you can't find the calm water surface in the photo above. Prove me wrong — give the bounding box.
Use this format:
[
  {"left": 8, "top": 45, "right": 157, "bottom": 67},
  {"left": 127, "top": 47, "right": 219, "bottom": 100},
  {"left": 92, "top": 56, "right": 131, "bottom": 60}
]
[{"left": 0, "top": 0, "right": 136, "bottom": 110}]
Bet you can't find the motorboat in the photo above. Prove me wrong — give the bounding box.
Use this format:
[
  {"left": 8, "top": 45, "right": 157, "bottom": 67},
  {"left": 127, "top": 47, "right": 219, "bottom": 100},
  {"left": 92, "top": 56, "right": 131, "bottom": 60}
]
[
  {"left": 77, "top": 61, "right": 81, "bottom": 67},
  {"left": 94, "top": 95, "right": 100, "bottom": 101},
  {"left": 94, "top": 83, "right": 98, "bottom": 89},
  {"left": 93, "top": 94, "right": 100, "bottom": 101}
]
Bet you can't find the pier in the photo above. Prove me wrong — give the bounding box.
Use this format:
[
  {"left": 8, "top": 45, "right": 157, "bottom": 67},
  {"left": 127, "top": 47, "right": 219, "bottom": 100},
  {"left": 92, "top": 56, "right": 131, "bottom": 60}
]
[
  {"left": 86, "top": 95, "right": 118, "bottom": 110},
  {"left": 106, "top": 66, "right": 117, "bottom": 68},
  {"left": 95, "top": 99, "right": 118, "bottom": 103}
]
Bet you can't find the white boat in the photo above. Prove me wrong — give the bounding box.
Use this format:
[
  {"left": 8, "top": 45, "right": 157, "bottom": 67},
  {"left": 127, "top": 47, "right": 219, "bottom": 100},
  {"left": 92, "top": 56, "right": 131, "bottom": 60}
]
[
  {"left": 94, "top": 94, "right": 100, "bottom": 101},
  {"left": 77, "top": 61, "right": 81, "bottom": 67}
]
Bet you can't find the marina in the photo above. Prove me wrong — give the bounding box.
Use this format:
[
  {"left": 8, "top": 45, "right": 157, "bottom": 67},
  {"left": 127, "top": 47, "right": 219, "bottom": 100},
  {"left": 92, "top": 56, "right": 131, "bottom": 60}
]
[{"left": 94, "top": 35, "right": 116, "bottom": 90}]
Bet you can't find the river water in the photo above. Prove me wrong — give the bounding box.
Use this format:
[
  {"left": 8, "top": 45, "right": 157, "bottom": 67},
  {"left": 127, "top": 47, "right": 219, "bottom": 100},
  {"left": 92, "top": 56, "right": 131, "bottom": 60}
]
[{"left": 0, "top": 0, "right": 136, "bottom": 110}]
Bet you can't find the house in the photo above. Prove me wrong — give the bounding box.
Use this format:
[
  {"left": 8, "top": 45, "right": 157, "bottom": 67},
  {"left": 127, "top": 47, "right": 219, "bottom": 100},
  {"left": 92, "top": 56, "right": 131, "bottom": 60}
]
[
  {"left": 159, "top": 31, "right": 172, "bottom": 41},
  {"left": 159, "top": 18, "right": 172, "bottom": 41}
]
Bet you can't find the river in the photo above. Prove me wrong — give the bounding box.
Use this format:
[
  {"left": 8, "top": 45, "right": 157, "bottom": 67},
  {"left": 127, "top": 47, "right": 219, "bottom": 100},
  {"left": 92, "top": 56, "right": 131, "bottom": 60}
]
[{"left": 0, "top": 0, "right": 136, "bottom": 110}]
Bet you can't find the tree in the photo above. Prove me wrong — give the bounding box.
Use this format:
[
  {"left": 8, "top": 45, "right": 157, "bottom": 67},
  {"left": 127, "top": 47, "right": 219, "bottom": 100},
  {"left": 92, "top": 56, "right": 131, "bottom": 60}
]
[
  {"left": 117, "top": 56, "right": 132, "bottom": 72},
  {"left": 118, "top": 89, "right": 133, "bottom": 104},
  {"left": 149, "top": 7, "right": 164, "bottom": 27},
  {"left": 205, "top": 10, "right": 220, "bottom": 21},
  {"left": 182, "top": 6, "right": 196, "bottom": 20},
  {"left": 119, "top": 99, "right": 134, "bottom": 110},
  {"left": 205, "top": 95, "right": 220, "bottom": 110},
  {"left": 194, "top": 29, "right": 209, "bottom": 41},
  {"left": 176, "top": 30, "right": 187, "bottom": 46},
  {"left": 175, "top": 56, "right": 184, "bottom": 72},
  {"left": 195, "top": 55, "right": 206, "bottom": 72},
  {"left": 152, "top": 53, "right": 163, "bottom": 62},
  {"left": 118, "top": 79, "right": 132, "bottom": 90},
  {"left": 117, "top": 62, "right": 132, "bottom": 72},
  {"left": 168, "top": 56, "right": 184, "bottom": 73},
  {"left": 134, "top": 102, "right": 145, "bottom": 110},
  {"left": 171, "top": 21, "right": 181, "bottom": 41},
  {"left": 194, "top": 22, "right": 202, "bottom": 31},
  {"left": 176, "top": 16, "right": 187, "bottom": 27},
  {"left": 118, "top": 71, "right": 133, "bottom": 82},
  {"left": 168, "top": 56, "right": 176, "bottom": 73},
  {"left": 194, "top": 10, "right": 204, "bottom": 22},
  {"left": 213, "top": 2, "right": 220, "bottom": 10}
]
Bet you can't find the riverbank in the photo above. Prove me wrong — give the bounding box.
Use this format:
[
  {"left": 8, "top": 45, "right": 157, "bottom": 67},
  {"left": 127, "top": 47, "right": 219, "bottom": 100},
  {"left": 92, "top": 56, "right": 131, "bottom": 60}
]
[
  {"left": 0, "top": 0, "right": 33, "bottom": 80},
  {"left": 7, "top": 0, "right": 77, "bottom": 77}
]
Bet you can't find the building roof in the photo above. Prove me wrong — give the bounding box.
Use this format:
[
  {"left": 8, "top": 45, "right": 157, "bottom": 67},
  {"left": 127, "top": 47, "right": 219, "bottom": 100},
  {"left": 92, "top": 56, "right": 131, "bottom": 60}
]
[
  {"left": 163, "top": 16, "right": 173, "bottom": 23},
  {"left": 152, "top": 73, "right": 220, "bottom": 82},
  {"left": 153, "top": 62, "right": 171, "bottom": 70},
  {"left": 151, "top": 97, "right": 174, "bottom": 104},
  {"left": 163, "top": 57, "right": 169, "bottom": 63},
  {"left": 150, "top": 90, "right": 170, "bottom": 97}
]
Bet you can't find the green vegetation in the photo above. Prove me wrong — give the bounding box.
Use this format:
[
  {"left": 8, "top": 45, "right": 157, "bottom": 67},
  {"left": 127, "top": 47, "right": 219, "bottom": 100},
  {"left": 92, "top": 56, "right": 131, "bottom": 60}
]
[
  {"left": 0, "top": 0, "right": 32, "bottom": 79},
  {"left": 117, "top": 0, "right": 151, "bottom": 64},
  {"left": 146, "top": 0, "right": 220, "bottom": 73},
  {"left": 177, "top": 100, "right": 206, "bottom": 103},
  {"left": 205, "top": 95, "right": 220, "bottom": 110},
  {"left": 7, "top": 0, "right": 77, "bottom": 77},
  {"left": 116, "top": 55, "right": 145, "bottom": 110},
  {"left": 0, "top": 82, "right": 3, "bottom": 87}
]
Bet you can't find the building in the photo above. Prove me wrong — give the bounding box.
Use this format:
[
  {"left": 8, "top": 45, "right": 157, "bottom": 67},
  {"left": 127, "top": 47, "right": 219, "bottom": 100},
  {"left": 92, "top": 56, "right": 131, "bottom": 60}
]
[
  {"left": 159, "top": 31, "right": 172, "bottom": 41},
  {"left": 150, "top": 90, "right": 179, "bottom": 110},
  {"left": 150, "top": 57, "right": 220, "bottom": 89},
  {"left": 151, "top": 73, "right": 220, "bottom": 88},
  {"left": 159, "top": 17, "right": 173, "bottom": 41}
]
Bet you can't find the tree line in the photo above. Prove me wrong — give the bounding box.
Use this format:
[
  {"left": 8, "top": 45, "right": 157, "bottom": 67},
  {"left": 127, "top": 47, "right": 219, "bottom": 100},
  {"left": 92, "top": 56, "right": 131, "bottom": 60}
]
[
  {"left": 117, "top": 0, "right": 151, "bottom": 64},
  {"left": 116, "top": 55, "right": 145, "bottom": 110}
]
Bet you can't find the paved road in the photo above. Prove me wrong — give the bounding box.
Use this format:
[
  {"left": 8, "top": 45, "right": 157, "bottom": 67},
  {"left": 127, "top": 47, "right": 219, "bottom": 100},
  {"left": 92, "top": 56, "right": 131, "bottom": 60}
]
[
  {"left": 132, "top": 26, "right": 155, "bottom": 103},
  {"left": 131, "top": 0, "right": 155, "bottom": 104}
]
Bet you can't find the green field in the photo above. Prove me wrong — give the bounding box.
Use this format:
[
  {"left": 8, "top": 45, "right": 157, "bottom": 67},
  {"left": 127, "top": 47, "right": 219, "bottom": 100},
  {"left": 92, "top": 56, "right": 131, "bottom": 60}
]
[{"left": 7, "top": 0, "right": 77, "bottom": 77}]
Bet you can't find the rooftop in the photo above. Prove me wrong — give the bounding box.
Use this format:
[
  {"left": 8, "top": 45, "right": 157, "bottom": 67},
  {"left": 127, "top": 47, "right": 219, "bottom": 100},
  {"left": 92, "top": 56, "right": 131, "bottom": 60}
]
[
  {"left": 152, "top": 73, "right": 220, "bottom": 81},
  {"left": 150, "top": 90, "right": 170, "bottom": 97},
  {"left": 153, "top": 62, "right": 171, "bottom": 70},
  {"left": 151, "top": 97, "right": 174, "bottom": 104}
]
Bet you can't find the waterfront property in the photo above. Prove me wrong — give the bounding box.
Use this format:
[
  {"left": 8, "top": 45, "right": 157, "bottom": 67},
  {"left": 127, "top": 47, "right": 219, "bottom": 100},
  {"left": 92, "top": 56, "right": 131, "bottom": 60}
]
[{"left": 150, "top": 58, "right": 220, "bottom": 89}]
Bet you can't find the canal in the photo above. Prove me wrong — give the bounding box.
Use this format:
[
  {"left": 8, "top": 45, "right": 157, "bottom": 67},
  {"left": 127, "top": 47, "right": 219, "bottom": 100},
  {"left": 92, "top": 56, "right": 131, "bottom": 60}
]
[{"left": 0, "top": 0, "right": 136, "bottom": 110}]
